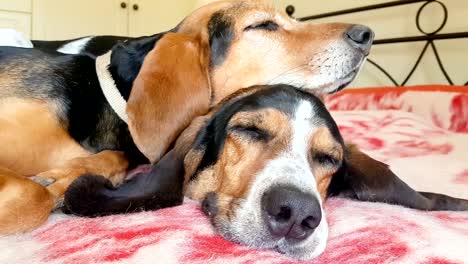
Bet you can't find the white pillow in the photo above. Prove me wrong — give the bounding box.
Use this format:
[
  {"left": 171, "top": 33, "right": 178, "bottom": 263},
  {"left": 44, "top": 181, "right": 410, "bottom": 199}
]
[{"left": 0, "top": 28, "right": 33, "bottom": 48}]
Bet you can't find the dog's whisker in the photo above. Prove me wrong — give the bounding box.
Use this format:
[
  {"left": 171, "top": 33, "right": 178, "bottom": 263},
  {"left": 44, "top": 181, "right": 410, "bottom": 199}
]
[{"left": 267, "top": 64, "right": 308, "bottom": 84}]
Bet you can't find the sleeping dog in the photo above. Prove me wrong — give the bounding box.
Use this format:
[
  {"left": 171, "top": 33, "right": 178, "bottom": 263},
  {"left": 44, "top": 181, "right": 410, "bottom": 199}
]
[
  {"left": 0, "top": 0, "right": 466, "bottom": 260},
  {"left": 65, "top": 85, "right": 468, "bottom": 260},
  {"left": 0, "top": 0, "right": 376, "bottom": 234}
]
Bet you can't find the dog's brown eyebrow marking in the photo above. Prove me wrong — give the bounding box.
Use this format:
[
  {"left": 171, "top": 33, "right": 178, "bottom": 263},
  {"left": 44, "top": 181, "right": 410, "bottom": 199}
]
[{"left": 309, "top": 127, "right": 344, "bottom": 200}]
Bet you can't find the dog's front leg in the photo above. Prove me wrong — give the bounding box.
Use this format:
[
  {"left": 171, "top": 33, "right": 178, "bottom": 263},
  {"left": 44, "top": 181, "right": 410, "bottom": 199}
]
[{"left": 0, "top": 167, "right": 55, "bottom": 234}]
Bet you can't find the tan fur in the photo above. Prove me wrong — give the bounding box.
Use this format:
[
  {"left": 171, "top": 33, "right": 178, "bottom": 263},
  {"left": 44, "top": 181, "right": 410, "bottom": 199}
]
[
  {"left": 37, "top": 150, "right": 128, "bottom": 197},
  {"left": 179, "top": 116, "right": 212, "bottom": 185},
  {"left": 344, "top": 143, "right": 392, "bottom": 184},
  {"left": 128, "top": 33, "right": 211, "bottom": 163},
  {"left": 310, "top": 127, "right": 343, "bottom": 200},
  {"left": 0, "top": 99, "right": 129, "bottom": 233},
  {"left": 0, "top": 99, "right": 89, "bottom": 175},
  {"left": 0, "top": 167, "right": 54, "bottom": 235}
]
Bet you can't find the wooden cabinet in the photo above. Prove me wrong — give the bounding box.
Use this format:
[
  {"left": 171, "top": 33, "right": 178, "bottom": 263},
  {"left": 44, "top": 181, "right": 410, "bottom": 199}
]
[
  {"left": 32, "top": 0, "right": 128, "bottom": 40},
  {"left": 128, "top": 0, "right": 194, "bottom": 37},
  {"left": 0, "top": 10, "right": 31, "bottom": 37},
  {"left": 0, "top": 0, "right": 32, "bottom": 37},
  {"left": 0, "top": 0, "right": 32, "bottom": 13},
  {"left": 31, "top": 0, "right": 196, "bottom": 40}
]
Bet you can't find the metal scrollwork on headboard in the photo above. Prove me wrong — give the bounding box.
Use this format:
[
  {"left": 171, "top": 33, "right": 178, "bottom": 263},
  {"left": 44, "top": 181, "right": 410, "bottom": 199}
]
[{"left": 286, "top": 0, "right": 468, "bottom": 86}]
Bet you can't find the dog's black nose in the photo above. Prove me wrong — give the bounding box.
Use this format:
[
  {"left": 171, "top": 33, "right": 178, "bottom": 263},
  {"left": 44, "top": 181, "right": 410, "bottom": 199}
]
[
  {"left": 262, "top": 186, "right": 322, "bottom": 241},
  {"left": 345, "top": 25, "right": 374, "bottom": 54}
]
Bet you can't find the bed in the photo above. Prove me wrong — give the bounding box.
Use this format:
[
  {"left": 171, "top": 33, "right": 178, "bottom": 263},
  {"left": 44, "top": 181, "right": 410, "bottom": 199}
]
[{"left": 1, "top": 1, "right": 467, "bottom": 264}]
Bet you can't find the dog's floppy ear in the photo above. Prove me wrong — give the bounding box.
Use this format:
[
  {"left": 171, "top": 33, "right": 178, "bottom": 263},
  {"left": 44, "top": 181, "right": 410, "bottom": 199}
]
[
  {"left": 127, "top": 32, "right": 211, "bottom": 163},
  {"left": 328, "top": 144, "right": 468, "bottom": 211}
]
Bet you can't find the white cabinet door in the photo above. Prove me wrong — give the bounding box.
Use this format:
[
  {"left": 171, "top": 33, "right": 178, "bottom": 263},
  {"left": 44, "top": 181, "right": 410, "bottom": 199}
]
[
  {"left": 128, "top": 0, "right": 194, "bottom": 37},
  {"left": 0, "top": 0, "right": 31, "bottom": 13},
  {"left": 0, "top": 11, "right": 31, "bottom": 37},
  {"left": 0, "top": 0, "right": 32, "bottom": 37},
  {"left": 32, "top": 0, "right": 129, "bottom": 40}
]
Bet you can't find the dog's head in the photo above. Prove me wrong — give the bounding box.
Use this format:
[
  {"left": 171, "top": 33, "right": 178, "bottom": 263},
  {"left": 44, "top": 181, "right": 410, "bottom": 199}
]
[
  {"left": 175, "top": 84, "right": 344, "bottom": 260},
  {"left": 177, "top": 0, "right": 373, "bottom": 98},
  {"left": 123, "top": 0, "right": 374, "bottom": 163}
]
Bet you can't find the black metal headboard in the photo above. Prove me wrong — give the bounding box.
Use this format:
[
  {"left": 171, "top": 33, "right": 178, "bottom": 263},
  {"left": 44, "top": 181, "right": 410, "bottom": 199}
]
[{"left": 286, "top": 0, "right": 468, "bottom": 86}]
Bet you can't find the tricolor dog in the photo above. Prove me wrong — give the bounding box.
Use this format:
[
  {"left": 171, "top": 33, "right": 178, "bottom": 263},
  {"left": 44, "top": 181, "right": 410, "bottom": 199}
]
[{"left": 66, "top": 85, "right": 468, "bottom": 260}]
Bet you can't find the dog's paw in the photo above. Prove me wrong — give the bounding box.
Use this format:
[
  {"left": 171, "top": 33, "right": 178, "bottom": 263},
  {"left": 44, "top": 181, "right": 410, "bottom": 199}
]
[
  {"left": 36, "top": 168, "right": 73, "bottom": 180},
  {"left": 63, "top": 174, "right": 115, "bottom": 217}
]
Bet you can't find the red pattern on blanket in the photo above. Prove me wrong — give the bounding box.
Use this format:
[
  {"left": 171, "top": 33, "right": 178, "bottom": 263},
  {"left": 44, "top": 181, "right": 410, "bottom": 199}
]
[{"left": 1, "top": 85, "right": 467, "bottom": 264}]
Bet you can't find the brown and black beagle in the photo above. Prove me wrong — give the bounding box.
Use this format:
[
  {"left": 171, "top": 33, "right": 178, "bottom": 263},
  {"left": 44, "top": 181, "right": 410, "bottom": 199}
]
[
  {"left": 0, "top": 0, "right": 375, "bottom": 234},
  {"left": 65, "top": 85, "right": 468, "bottom": 260}
]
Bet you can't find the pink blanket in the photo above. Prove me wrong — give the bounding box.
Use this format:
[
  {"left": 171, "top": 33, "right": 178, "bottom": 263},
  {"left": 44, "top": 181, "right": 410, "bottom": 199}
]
[{"left": 1, "top": 85, "right": 467, "bottom": 264}]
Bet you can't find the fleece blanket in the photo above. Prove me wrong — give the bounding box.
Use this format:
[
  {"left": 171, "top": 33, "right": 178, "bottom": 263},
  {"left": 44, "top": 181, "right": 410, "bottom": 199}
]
[{"left": 1, "top": 85, "right": 467, "bottom": 264}]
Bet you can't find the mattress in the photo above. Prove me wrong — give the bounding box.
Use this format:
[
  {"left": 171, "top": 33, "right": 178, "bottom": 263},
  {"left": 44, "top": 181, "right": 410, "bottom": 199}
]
[{"left": 1, "top": 85, "right": 467, "bottom": 264}]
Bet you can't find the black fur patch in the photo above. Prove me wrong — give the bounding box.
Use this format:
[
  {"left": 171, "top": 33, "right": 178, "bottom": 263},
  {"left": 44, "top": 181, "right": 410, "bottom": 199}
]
[
  {"left": 63, "top": 174, "right": 117, "bottom": 216},
  {"left": 109, "top": 34, "right": 165, "bottom": 100},
  {"left": 33, "top": 36, "right": 131, "bottom": 57},
  {"left": 35, "top": 34, "right": 165, "bottom": 101},
  {"left": 201, "top": 192, "right": 219, "bottom": 217},
  {"left": 79, "top": 36, "right": 131, "bottom": 56},
  {"left": 57, "top": 53, "right": 149, "bottom": 167},
  {"left": 208, "top": 12, "right": 234, "bottom": 67}
]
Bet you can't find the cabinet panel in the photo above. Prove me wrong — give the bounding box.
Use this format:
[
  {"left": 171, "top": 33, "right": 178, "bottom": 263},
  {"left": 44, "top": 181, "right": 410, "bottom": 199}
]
[
  {"left": 0, "top": 10, "right": 31, "bottom": 37},
  {"left": 128, "top": 0, "right": 194, "bottom": 37},
  {"left": 32, "top": 0, "right": 128, "bottom": 40},
  {"left": 0, "top": 0, "right": 31, "bottom": 13}
]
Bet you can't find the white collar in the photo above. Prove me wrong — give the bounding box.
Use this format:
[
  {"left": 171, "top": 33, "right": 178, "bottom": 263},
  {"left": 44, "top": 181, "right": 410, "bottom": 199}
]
[{"left": 95, "top": 51, "right": 129, "bottom": 124}]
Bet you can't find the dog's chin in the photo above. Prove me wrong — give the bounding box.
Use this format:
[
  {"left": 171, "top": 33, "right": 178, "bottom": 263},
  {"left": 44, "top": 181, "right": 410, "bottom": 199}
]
[
  {"left": 214, "top": 218, "right": 329, "bottom": 261},
  {"left": 312, "top": 57, "right": 367, "bottom": 94},
  {"left": 319, "top": 67, "right": 360, "bottom": 94},
  {"left": 276, "top": 218, "right": 329, "bottom": 260},
  {"left": 277, "top": 241, "right": 327, "bottom": 261}
]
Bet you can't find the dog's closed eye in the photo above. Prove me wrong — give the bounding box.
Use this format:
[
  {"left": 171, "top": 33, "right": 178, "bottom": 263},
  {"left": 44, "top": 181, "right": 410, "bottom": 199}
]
[
  {"left": 230, "top": 125, "right": 271, "bottom": 141},
  {"left": 313, "top": 152, "right": 339, "bottom": 167},
  {"left": 245, "top": 21, "right": 279, "bottom": 31}
]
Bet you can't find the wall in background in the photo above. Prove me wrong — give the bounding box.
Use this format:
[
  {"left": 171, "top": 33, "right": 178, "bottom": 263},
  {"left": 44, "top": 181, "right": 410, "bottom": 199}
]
[
  {"left": 194, "top": 0, "right": 214, "bottom": 8},
  {"left": 274, "top": 0, "right": 468, "bottom": 87},
  {"left": 0, "top": 0, "right": 32, "bottom": 36},
  {"left": 32, "top": 0, "right": 196, "bottom": 39}
]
